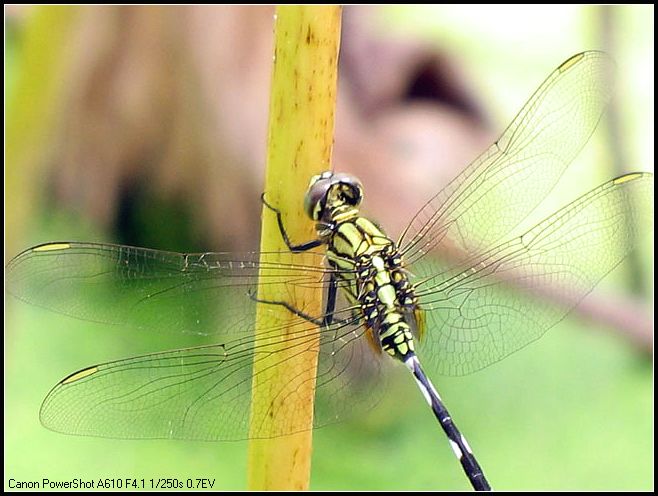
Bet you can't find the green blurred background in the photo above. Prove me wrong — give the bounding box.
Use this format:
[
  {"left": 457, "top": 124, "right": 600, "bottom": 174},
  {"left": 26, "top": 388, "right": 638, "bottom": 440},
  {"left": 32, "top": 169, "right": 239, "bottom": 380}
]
[{"left": 5, "top": 5, "right": 653, "bottom": 491}]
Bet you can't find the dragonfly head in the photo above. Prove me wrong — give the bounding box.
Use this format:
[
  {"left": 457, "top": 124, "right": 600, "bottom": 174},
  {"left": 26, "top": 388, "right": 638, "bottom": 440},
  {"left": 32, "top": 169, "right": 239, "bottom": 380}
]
[{"left": 304, "top": 171, "right": 364, "bottom": 221}]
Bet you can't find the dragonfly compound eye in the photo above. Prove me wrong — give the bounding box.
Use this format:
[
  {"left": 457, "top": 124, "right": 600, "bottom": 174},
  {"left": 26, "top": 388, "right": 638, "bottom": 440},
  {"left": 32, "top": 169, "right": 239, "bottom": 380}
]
[{"left": 304, "top": 171, "right": 364, "bottom": 220}]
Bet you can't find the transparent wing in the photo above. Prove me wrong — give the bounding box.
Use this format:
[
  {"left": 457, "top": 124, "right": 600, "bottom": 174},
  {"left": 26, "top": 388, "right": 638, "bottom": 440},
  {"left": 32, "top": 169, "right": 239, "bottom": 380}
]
[
  {"left": 411, "top": 173, "right": 653, "bottom": 376},
  {"left": 38, "top": 310, "right": 387, "bottom": 440},
  {"left": 6, "top": 242, "right": 331, "bottom": 337},
  {"left": 398, "top": 51, "right": 615, "bottom": 266},
  {"left": 7, "top": 242, "right": 389, "bottom": 439}
]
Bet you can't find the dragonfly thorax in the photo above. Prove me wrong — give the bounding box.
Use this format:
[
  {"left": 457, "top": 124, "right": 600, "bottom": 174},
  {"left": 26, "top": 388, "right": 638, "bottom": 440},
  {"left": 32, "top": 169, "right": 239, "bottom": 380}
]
[
  {"left": 320, "top": 198, "right": 420, "bottom": 361},
  {"left": 304, "top": 172, "right": 420, "bottom": 361}
]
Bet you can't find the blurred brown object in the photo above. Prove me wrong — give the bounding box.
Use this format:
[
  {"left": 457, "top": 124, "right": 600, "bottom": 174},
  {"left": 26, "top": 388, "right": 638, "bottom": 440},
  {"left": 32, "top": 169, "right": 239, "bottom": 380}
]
[{"left": 9, "top": 5, "right": 490, "bottom": 251}]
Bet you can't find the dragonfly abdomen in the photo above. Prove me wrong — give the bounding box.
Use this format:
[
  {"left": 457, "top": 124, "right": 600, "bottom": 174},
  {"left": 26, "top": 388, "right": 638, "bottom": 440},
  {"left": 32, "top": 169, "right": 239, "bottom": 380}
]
[{"left": 377, "top": 310, "right": 416, "bottom": 359}]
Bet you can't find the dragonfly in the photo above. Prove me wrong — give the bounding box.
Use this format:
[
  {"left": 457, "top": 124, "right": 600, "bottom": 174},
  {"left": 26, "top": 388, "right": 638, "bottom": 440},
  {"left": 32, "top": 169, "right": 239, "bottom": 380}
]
[{"left": 6, "top": 51, "right": 653, "bottom": 491}]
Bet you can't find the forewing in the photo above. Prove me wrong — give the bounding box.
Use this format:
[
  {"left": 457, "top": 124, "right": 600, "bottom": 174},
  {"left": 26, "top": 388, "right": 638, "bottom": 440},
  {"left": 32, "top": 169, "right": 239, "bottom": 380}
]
[
  {"left": 6, "top": 242, "right": 328, "bottom": 337},
  {"left": 399, "top": 51, "right": 615, "bottom": 266}
]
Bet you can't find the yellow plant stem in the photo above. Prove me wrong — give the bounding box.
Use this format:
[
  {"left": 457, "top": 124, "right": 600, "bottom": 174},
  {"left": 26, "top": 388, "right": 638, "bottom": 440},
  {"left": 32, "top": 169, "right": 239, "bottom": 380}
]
[{"left": 246, "top": 5, "right": 342, "bottom": 491}]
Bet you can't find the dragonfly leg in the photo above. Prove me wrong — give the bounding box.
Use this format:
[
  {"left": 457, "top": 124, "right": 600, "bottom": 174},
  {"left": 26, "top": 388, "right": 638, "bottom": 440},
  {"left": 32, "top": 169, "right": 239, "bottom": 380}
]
[
  {"left": 248, "top": 290, "right": 323, "bottom": 326},
  {"left": 247, "top": 274, "right": 353, "bottom": 329},
  {"left": 261, "top": 193, "right": 323, "bottom": 252},
  {"left": 322, "top": 272, "right": 338, "bottom": 326}
]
